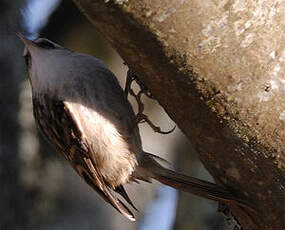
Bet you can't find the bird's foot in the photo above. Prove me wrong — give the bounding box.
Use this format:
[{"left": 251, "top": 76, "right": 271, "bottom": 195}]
[{"left": 125, "top": 69, "right": 175, "bottom": 135}]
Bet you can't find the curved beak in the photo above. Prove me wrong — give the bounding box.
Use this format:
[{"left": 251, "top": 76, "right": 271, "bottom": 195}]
[
  {"left": 16, "top": 32, "right": 35, "bottom": 47},
  {"left": 16, "top": 33, "right": 37, "bottom": 56}
]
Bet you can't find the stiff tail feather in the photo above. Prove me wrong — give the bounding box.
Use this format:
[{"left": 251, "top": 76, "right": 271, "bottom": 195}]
[{"left": 140, "top": 153, "right": 255, "bottom": 213}]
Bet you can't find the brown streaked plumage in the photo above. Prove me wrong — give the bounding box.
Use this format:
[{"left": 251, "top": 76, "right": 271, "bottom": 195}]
[
  {"left": 33, "top": 94, "right": 136, "bottom": 219},
  {"left": 18, "top": 33, "right": 255, "bottom": 221}
]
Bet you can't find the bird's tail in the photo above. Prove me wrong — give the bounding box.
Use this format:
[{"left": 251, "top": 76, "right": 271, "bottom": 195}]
[{"left": 137, "top": 152, "right": 255, "bottom": 213}]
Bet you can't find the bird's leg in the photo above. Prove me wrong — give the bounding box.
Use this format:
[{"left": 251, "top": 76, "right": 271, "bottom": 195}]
[
  {"left": 124, "top": 69, "right": 135, "bottom": 96},
  {"left": 125, "top": 69, "right": 154, "bottom": 99},
  {"left": 125, "top": 69, "right": 175, "bottom": 134}
]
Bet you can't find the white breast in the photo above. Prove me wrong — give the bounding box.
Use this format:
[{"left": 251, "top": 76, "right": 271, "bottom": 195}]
[{"left": 65, "top": 101, "right": 138, "bottom": 186}]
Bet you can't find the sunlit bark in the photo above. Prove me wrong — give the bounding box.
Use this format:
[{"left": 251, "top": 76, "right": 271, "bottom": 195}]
[{"left": 73, "top": 1, "right": 285, "bottom": 229}]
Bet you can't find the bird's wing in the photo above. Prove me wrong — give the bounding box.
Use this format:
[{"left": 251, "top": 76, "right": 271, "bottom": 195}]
[
  {"left": 61, "top": 101, "right": 136, "bottom": 221},
  {"left": 77, "top": 150, "right": 136, "bottom": 221}
]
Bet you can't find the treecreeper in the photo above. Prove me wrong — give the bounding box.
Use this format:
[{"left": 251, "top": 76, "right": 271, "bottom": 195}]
[{"left": 17, "top": 33, "right": 254, "bottom": 221}]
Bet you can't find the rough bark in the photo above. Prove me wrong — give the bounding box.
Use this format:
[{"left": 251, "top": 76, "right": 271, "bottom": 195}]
[{"left": 72, "top": 0, "right": 285, "bottom": 229}]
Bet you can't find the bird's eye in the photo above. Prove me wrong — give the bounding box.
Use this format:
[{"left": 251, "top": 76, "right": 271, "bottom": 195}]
[{"left": 36, "top": 40, "right": 56, "bottom": 49}]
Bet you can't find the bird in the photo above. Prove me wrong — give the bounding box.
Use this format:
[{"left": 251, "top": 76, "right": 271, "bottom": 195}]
[{"left": 17, "top": 33, "right": 254, "bottom": 221}]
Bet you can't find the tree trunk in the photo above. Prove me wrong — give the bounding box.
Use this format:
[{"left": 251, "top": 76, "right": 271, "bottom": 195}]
[{"left": 72, "top": 1, "right": 285, "bottom": 229}]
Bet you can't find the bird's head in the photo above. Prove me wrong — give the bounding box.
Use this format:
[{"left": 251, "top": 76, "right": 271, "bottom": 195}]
[
  {"left": 16, "top": 33, "right": 106, "bottom": 98},
  {"left": 16, "top": 33, "right": 73, "bottom": 95},
  {"left": 16, "top": 33, "right": 64, "bottom": 68}
]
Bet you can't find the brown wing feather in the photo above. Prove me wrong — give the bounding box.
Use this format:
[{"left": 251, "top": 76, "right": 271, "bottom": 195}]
[
  {"left": 79, "top": 155, "right": 135, "bottom": 221},
  {"left": 33, "top": 94, "right": 135, "bottom": 221},
  {"left": 114, "top": 185, "right": 137, "bottom": 211}
]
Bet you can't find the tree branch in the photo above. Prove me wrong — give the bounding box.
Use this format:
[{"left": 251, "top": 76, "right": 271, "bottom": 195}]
[{"left": 72, "top": 0, "right": 285, "bottom": 229}]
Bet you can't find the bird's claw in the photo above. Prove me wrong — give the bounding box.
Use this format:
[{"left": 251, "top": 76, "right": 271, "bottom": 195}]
[{"left": 125, "top": 69, "right": 174, "bottom": 135}]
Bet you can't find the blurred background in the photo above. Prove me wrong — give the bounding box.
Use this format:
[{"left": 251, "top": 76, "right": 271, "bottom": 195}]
[{"left": 0, "top": 0, "right": 231, "bottom": 229}]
